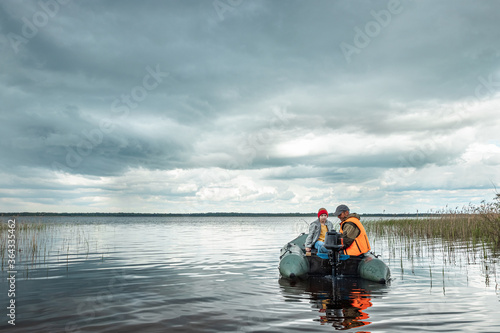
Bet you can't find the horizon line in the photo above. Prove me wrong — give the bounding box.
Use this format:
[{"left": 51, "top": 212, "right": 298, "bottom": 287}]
[{"left": 1, "top": 212, "right": 444, "bottom": 217}]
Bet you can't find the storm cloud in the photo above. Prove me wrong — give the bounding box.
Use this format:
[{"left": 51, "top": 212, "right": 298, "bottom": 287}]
[{"left": 1, "top": 0, "right": 499, "bottom": 213}]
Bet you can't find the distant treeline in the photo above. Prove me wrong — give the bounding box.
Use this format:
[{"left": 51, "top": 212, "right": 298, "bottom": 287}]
[{"left": 2, "top": 212, "right": 439, "bottom": 217}]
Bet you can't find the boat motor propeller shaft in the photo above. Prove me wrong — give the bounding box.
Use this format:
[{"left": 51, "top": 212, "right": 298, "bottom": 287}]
[{"left": 324, "top": 230, "right": 343, "bottom": 277}]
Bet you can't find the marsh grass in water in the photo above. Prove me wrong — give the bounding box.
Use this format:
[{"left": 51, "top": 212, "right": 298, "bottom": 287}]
[
  {"left": 1, "top": 219, "right": 106, "bottom": 277},
  {"left": 365, "top": 198, "right": 500, "bottom": 287},
  {"left": 1, "top": 222, "right": 52, "bottom": 269},
  {"left": 365, "top": 198, "right": 500, "bottom": 249}
]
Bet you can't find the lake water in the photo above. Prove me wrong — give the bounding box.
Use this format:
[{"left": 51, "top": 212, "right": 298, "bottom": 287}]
[{"left": 1, "top": 216, "right": 499, "bottom": 332}]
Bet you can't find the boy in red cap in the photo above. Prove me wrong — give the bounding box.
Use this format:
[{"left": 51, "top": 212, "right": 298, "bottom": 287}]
[{"left": 305, "top": 208, "right": 335, "bottom": 254}]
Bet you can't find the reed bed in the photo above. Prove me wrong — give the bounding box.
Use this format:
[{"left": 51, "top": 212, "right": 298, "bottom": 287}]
[
  {"left": 1, "top": 219, "right": 103, "bottom": 276},
  {"left": 0, "top": 221, "right": 54, "bottom": 269},
  {"left": 364, "top": 199, "right": 500, "bottom": 287},
  {"left": 365, "top": 198, "right": 500, "bottom": 250}
]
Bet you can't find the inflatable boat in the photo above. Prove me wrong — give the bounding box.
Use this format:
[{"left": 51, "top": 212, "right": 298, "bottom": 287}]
[{"left": 279, "top": 232, "right": 391, "bottom": 284}]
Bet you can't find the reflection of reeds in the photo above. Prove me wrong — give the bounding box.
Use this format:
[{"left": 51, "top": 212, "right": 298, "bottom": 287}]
[{"left": 365, "top": 198, "right": 499, "bottom": 287}]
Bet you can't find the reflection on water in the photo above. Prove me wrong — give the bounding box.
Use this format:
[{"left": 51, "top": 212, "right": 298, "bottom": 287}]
[
  {"left": 279, "top": 277, "right": 387, "bottom": 331},
  {"left": 0, "top": 216, "right": 499, "bottom": 332}
]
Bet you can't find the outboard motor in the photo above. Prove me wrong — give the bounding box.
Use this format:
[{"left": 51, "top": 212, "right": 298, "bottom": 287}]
[
  {"left": 323, "top": 230, "right": 343, "bottom": 278},
  {"left": 324, "top": 230, "right": 342, "bottom": 251}
]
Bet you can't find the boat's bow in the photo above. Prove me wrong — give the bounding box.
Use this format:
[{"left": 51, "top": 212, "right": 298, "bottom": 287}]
[{"left": 358, "top": 253, "right": 391, "bottom": 283}]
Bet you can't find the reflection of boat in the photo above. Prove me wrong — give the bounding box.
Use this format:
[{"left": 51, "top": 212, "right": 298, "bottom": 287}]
[
  {"left": 279, "top": 276, "right": 385, "bottom": 330},
  {"left": 279, "top": 233, "right": 391, "bottom": 283}
]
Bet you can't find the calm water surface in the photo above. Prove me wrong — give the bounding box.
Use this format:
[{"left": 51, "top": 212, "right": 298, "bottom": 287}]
[{"left": 1, "top": 216, "right": 499, "bottom": 332}]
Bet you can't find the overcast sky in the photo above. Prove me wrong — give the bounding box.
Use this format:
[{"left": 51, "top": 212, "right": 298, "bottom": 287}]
[{"left": 0, "top": 0, "right": 499, "bottom": 214}]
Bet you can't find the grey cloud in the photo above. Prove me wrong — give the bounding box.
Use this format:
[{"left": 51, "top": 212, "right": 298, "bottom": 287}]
[
  {"left": 1, "top": 0, "right": 500, "bottom": 212},
  {"left": 1, "top": 107, "right": 194, "bottom": 176}
]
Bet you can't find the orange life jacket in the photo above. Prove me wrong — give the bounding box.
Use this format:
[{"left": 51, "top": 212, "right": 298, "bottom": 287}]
[
  {"left": 351, "top": 297, "right": 372, "bottom": 314},
  {"left": 340, "top": 217, "right": 371, "bottom": 256}
]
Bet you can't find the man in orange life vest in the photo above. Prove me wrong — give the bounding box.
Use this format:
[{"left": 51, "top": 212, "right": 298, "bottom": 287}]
[{"left": 332, "top": 204, "right": 371, "bottom": 256}]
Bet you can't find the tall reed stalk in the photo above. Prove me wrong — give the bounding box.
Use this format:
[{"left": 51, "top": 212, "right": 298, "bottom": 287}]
[
  {"left": 1, "top": 219, "right": 100, "bottom": 276},
  {"left": 365, "top": 197, "right": 500, "bottom": 250}
]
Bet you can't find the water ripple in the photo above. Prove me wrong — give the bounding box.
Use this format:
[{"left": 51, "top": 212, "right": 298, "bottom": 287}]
[{"left": 1, "top": 216, "right": 499, "bottom": 332}]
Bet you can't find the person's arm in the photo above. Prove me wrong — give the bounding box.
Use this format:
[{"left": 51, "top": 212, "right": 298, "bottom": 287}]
[
  {"left": 304, "top": 223, "right": 317, "bottom": 252},
  {"left": 341, "top": 222, "right": 360, "bottom": 249}
]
